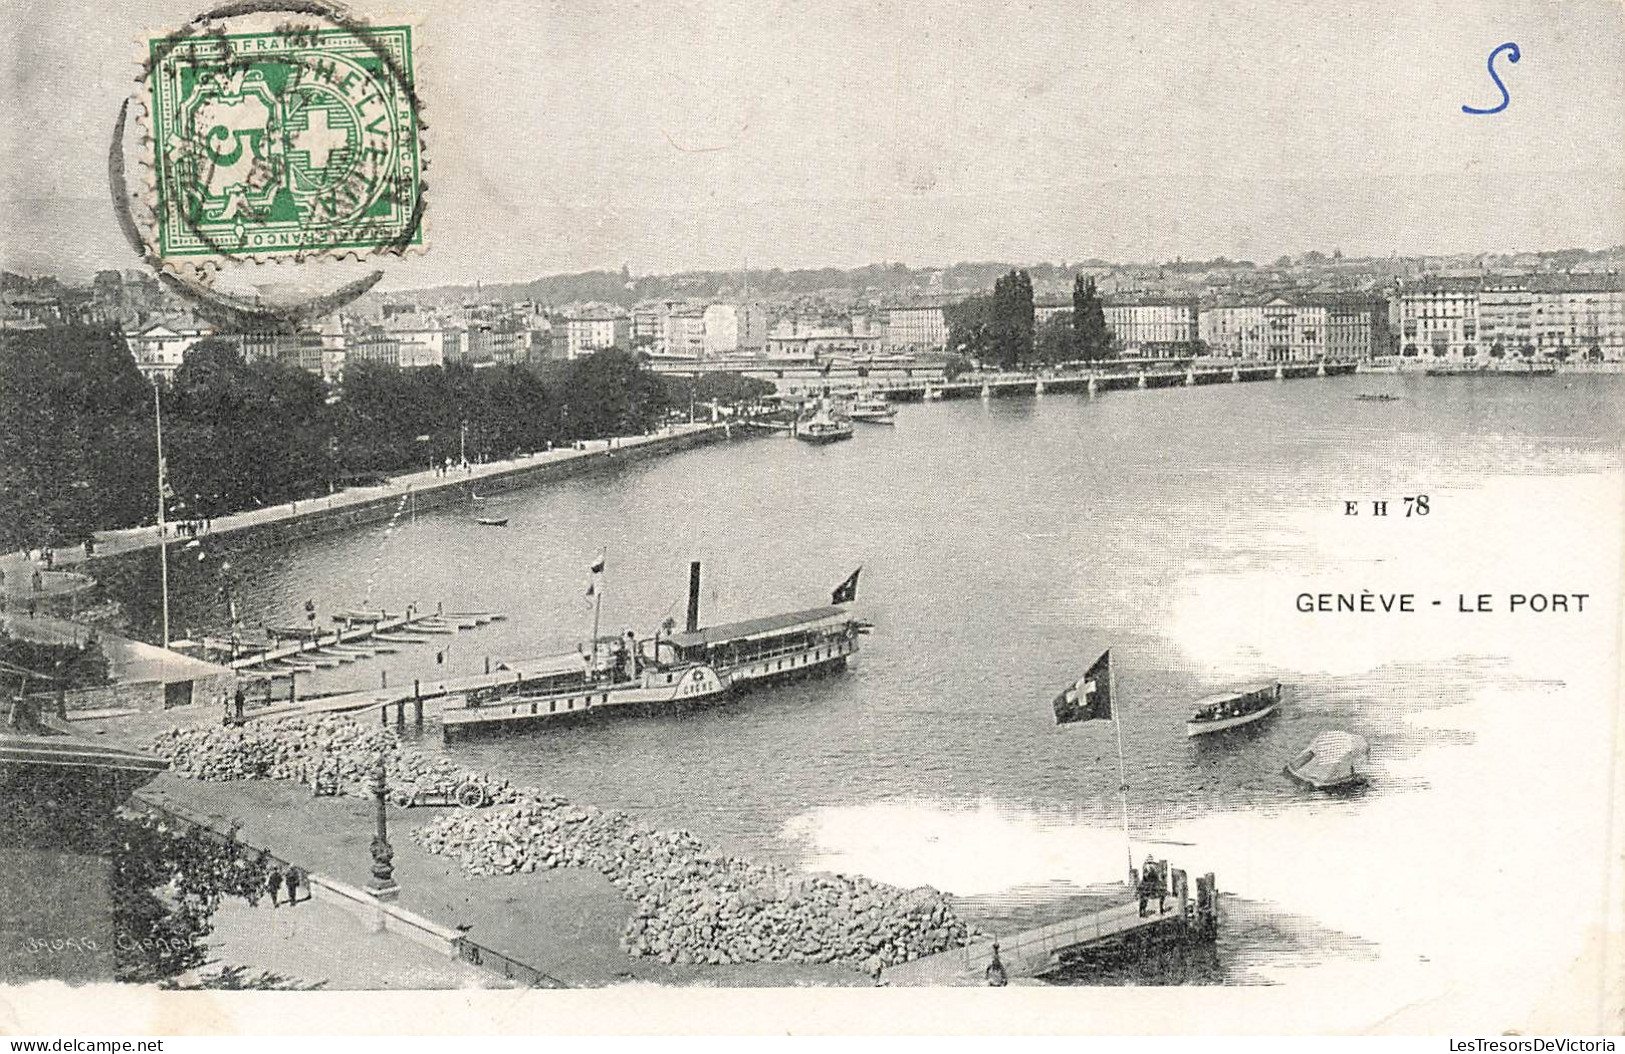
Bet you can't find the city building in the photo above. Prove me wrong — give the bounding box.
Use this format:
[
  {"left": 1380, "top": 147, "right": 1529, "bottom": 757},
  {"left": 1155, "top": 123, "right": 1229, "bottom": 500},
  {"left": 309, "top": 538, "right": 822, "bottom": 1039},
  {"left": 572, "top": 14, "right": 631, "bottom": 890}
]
[
  {"left": 1323, "top": 293, "right": 1391, "bottom": 360},
  {"left": 1478, "top": 273, "right": 1625, "bottom": 361},
  {"left": 1198, "top": 302, "right": 1268, "bottom": 359},
  {"left": 660, "top": 305, "right": 707, "bottom": 358},
  {"left": 1034, "top": 301, "right": 1073, "bottom": 326},
  {"left": 457, "top": 321, "right": 524, "bottom": 366},
  {"left": 4, "top": 293, "right": 65, "bottom": 328},
  {"left": 1397, "top": 277, "right": 1480, "bottom": 360},
  {"left": 702, "top": 302, "right": 768, "bottom": 357},
  {"left": 123, "top": 321, "right": 212, "bottom": 381},
  {"left": 347, "top": 328, "right": 403, "bottom": 368},
  {"left": 384, "top": 314, "right": 449, "bottom": 368},
  {"left": 885, "top": 304, "right": 948, "bottom": 351},
  {"left": 1102, "top": 296, "right": 1200, "bottom": 357},
  {"left": 565, "top": 306, "right": 631, "bottom": 357},
  {"left": 766, "top": 318, "right": 885, "bottom": 360},
  {"left": 1201, "top": 293, "right": 1386, "bottom": 361},
  {"left": 631, "top": 303, "right": 665, "bottom": 348},
  {"left": 235, "top": 328, "right": 326, "bottom": 373}
]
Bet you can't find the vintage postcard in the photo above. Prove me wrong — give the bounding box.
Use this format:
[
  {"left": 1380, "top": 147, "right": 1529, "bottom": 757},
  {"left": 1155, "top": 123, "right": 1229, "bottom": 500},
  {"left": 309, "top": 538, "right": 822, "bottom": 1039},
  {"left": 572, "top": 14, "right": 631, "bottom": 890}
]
[{"left": 2, "top": 0, "right": 1622, "bottom": 1038}]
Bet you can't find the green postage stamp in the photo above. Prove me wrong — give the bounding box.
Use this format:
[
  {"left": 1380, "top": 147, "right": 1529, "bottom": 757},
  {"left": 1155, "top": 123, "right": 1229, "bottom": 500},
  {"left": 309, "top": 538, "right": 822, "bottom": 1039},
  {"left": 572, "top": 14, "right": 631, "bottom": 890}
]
[{"left": 144, "top": 20, "right": 424, "bottom": 261}]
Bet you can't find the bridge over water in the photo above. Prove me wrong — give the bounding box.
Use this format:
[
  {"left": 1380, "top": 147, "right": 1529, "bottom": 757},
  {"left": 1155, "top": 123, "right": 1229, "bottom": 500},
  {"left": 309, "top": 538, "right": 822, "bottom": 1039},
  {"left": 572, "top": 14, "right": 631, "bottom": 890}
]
[{"left": 850, "top": 360, "right": 1358, "bottom": 402}]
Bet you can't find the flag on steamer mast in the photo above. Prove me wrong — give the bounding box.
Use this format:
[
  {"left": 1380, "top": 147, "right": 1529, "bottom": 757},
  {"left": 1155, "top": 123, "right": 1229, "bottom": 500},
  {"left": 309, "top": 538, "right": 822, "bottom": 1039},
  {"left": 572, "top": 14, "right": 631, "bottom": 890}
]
[{"left": 831, "top": 567, "right": 862, "bottom": 605}]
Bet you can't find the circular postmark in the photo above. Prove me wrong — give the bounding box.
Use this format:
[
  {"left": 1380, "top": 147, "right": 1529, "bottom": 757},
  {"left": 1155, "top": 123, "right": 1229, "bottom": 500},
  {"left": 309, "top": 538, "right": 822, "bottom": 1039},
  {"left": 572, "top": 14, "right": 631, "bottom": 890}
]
[{"left": 109, "top": 0, "right": 427, "bottom": 329}]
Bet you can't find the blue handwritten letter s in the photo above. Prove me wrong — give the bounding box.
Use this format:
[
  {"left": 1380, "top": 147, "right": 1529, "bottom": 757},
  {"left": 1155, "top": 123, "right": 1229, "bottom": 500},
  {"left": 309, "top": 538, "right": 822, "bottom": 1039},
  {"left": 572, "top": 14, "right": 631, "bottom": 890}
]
[{"left": 1462, "top": 42, "right": 1520, "bottom": 115}]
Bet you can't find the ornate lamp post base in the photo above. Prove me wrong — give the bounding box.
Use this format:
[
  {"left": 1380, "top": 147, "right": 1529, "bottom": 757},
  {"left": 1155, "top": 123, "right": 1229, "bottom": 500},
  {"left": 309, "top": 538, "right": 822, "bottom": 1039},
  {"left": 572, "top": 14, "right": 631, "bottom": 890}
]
[
  {"left": 368, "top": 834, "right": 400, "bottom": 901},
  {"left": 369, "top": 756, "right": 400, "bottom": 902}
]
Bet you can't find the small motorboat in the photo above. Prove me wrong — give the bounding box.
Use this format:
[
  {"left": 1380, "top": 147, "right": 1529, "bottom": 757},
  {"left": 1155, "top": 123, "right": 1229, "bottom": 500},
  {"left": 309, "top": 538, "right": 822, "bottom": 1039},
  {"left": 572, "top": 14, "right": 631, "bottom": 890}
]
[
  {"left": 1284, "top": 731, "right": 1370, "bottom": 790},
  {"left": 475, "top": 516, "right": 509, "bottom": 527},
  {"left": 1185, "top": 682, "right": 1282, "bottom": 737},
  {"left": 847, "top": 395, "right": 897, "bottom": 423}
]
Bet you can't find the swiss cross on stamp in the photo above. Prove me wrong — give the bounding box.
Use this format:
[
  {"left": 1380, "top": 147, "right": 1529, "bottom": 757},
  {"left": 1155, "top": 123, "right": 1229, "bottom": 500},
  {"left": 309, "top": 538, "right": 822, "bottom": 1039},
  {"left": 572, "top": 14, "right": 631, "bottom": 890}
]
[{"left": 145, "top": 22, "right": 423, "bottom": 260}]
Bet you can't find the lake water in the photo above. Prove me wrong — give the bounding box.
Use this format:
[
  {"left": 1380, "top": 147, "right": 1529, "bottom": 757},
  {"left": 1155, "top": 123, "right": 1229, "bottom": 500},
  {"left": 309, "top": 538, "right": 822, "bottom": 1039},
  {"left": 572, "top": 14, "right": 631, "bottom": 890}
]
[{"left": 172, "top": 372, "right": 1624, "bottom": 1008}]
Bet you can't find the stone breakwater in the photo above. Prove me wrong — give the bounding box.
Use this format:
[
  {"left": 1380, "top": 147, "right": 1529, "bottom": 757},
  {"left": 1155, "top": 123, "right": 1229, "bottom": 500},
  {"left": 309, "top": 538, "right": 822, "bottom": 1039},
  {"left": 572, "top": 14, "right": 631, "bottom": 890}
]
[
  {"left": 152, "top": 717, "right": 515, "bottom": 806},
  {"left": 152, "top": 716, "right": 977, "bottom": 973},
  {"left": 416, "top": 801, "right": 976, "bottom": 969}
]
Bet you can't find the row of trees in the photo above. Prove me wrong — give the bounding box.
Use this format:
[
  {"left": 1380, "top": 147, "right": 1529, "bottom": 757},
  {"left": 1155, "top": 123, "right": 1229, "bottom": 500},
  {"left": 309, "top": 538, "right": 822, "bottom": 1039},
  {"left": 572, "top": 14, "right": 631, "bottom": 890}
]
[
  {"left": 944, "top": 272, "right": 1115, "bottom": 368},
  {"left": 1, "top": 327, "right": 688, "bottom": 549},
  {"left": 943, "top": 269, "right": 1035, "bottom": 370}
]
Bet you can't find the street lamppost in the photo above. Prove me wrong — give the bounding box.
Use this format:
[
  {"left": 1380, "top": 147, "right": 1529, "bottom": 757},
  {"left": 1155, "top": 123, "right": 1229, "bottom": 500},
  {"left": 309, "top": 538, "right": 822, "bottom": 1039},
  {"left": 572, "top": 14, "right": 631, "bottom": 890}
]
[{"left": 368, "top": 751, "right": 399, "bottom": 901}]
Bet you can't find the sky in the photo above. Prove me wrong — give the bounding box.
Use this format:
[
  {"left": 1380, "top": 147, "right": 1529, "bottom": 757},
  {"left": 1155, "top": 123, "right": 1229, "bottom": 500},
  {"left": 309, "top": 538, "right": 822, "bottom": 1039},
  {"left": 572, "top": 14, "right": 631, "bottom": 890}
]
[{"left": 2, "top": 0, "right": 1622, "bottom": 290}]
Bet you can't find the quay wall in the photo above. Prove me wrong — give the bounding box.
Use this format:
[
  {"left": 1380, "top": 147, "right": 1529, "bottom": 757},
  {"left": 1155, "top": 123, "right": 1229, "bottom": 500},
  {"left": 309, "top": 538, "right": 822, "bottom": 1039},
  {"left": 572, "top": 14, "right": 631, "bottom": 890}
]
[
  {"left": 215, "top": 425, "right": 730, "bottom": 550},
  {"left": 85, "top": 425, "right": 727, "bottom": 571},
  {"left": 72, "top": 425, "right": 730, "bottom": 646}
]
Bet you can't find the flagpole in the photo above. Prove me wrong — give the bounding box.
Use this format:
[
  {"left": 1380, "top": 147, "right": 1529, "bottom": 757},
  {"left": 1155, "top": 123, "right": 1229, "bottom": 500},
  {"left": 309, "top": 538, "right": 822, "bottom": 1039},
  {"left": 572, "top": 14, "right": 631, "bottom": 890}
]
[
  {"left": 152, "top": 381, "right": 170, "bottom": 651},
  {"left": 591, "top": 569, "right": 603, "bottom": 662},
  {"left": 1107, "top": 650, "right": 1133, "bottom": 883}
]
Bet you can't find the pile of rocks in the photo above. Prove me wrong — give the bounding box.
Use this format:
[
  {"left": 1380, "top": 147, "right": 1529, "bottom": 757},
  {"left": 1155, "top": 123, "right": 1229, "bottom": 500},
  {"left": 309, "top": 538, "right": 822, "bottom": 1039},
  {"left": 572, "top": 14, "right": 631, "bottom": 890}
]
[
  {"left": 152, "top": 716, "right": 511, "bottom": 806},
  {"left": 157, "top": 714, "right": 976, "bottom": 973},
  {"left": 413, "top": 796, "right": 976, "bottom": 970}
]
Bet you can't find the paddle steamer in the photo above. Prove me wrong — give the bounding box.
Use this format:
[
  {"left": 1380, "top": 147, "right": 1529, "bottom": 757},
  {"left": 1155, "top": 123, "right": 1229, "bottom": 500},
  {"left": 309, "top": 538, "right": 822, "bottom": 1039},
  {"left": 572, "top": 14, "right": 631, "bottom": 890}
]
[{"left": 441, "top": 562, "right": 866, "bottom": 736}]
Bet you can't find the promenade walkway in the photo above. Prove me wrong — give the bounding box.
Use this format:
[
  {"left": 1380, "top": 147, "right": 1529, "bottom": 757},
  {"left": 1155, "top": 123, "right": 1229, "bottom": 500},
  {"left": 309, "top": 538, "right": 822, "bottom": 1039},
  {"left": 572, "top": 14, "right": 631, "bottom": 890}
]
[
  {"left": 5, "top": 422, "right": 721, "bottom": 572},
  {"left": 131, "top": 772, "right": 862, "bottom": 988},
  {"left": 198, "top": 889, "right": 503, "bottom": 990}
]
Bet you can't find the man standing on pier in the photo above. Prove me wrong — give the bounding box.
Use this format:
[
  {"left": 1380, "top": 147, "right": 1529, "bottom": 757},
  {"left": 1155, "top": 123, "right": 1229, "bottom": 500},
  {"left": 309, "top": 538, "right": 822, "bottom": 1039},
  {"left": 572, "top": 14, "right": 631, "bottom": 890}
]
[
  {"left": 985, "top": 942, "right": 1007, "bottom": 986},
  {"left": 1138, "top": 856, "right": 1164, "bottom": 917}
]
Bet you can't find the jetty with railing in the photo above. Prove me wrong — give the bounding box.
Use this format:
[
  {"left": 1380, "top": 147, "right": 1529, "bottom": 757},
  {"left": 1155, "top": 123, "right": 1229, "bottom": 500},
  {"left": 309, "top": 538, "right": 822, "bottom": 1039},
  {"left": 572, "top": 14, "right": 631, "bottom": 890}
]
[{"left": 884, "top": 865, "right": 1220, "bottom": 986}]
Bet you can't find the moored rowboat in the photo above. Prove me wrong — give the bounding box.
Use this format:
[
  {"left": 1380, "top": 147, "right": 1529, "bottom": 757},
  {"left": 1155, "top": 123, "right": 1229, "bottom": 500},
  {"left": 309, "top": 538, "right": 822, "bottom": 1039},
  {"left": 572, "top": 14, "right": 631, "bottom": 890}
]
[{"left": 1284, "top": 730, "right": 1370, "bottom": 789}]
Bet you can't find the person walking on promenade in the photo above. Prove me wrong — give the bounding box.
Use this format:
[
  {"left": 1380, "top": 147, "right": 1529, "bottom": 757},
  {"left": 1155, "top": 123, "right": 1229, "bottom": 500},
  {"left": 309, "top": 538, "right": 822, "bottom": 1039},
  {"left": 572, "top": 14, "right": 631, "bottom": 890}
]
[
  {"left": 266, "top": 864, "right": 284, "bottom": 907},
  {"left": 284, "top": 865, "right": 303, "bottom": 905}
]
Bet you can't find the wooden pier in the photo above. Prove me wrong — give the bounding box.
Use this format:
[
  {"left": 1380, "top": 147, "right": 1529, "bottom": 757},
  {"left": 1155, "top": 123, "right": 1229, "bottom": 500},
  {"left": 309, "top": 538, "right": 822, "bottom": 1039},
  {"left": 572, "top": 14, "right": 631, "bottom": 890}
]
[
  {"left": 209, "top": 606, "right": 506, "bottom": 673},
  {"left": 884, "top": 867, "right": 1219, "bottom": 986}
]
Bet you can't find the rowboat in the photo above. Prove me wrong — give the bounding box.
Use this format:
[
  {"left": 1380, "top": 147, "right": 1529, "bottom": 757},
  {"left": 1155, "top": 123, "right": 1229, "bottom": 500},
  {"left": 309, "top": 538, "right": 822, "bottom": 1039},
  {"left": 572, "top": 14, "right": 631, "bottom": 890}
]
[
  {"left": 1284, "top": 731, "right": 1370, "bottom": 790},
  {"left": 1185, "top": 682, "right": 1282, "bottom": 737},
  {"left": 476, "top": 516, "right": 509, "bottom": 527}
]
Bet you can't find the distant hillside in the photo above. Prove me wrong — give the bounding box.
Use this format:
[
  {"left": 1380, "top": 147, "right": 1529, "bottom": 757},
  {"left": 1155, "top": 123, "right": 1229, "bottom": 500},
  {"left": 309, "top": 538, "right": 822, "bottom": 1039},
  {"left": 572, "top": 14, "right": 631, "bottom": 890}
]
[
  {"left": 359, "top": 244, "right": 1622, "bottom": 313},
  {"left": 362, "top": 259, "right": 1116, "bottom": 312}
]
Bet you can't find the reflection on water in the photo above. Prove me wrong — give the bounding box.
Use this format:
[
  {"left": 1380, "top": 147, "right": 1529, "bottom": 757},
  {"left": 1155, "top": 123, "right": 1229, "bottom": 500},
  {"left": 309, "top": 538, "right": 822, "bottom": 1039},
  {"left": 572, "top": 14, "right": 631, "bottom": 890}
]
[{"left": 152, "top": 374, "right": 1622, "bottom": 987}]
